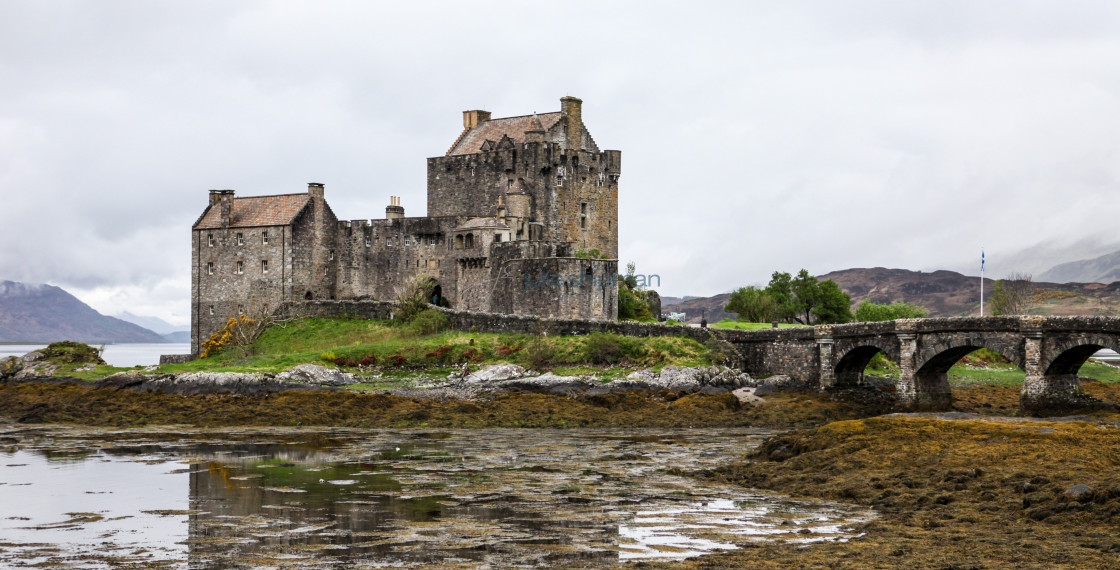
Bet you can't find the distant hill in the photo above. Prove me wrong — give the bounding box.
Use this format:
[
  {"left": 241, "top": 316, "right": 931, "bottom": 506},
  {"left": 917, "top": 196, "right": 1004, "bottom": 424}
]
[
  {"left": 665, "top": 267, "right": 1120, "bottom": 322},
  {"left": 657, "top": 293, "right": 735, "bottom": 323},
  {"left": 115, "top": 311, "right": 188, "bottom": 337},
  {"left": 821, "top": 268, "right": 991, "bottom": 317},
  {"left": 1038, "top": 249, "right": 1120, "bottom": 284},
  {"left": 161, "top": 331, "right": 191, "bottom": 343},
  {"left": 0, "top": 281, "right": 167, "bottom": 343}
]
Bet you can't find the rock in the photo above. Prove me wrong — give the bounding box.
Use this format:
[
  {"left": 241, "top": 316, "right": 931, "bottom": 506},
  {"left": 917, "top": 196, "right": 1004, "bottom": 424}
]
[
  {"left": 626, "top": 369, "right": 658, "bottom": 382},
  {"left": 276, "top": 364, "right": 358, "bottom": 386},
  {"left": 20, "top": 351, "right": 45, "bottom": 363},
  {"left": 96, "top": 371, "right": 323, "bottom": 395},
  {"left": 74, "top": 364, "right": 96, "bottom": 372},
  {"left": 1063, "top": 484, "right": 1093, "bottom": 502},
  {"left": 648, "top": 366, "right": 752, "bottom": 392},
  {"left": 732, "top": 387, "right": 764, "bottom": 404},
  {"left": 492, "top": 373, "right": 596, "bottom": 395},
  {"left": 452, "top": 363, "right": 528, "bottom": 384},
  {"left": 1, "top": 356, "right": 23, "bottom": 378}
]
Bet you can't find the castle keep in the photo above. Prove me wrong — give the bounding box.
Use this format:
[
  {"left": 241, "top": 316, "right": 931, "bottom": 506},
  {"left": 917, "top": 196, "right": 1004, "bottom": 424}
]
[{"left": 190, "top": 97, "right": 620, "bottom": 355}]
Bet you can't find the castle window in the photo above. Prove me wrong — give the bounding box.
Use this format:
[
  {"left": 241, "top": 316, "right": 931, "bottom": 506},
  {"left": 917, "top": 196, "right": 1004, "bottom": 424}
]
[
  {"left": 429, "top": 236, "right": 436, "bottom": 246},
  {"left": 507, "top": 179, "right": 513, "bottom": 189},
  {"left": 494, "top": 233, "right": 501, "bottom": 243},
  {"left": 207, "top": 234, "right": 214, "bottom": 247},
  {"left": 261, "top": 260, "right": 269, "bottom": 274},
  {"left": 404, "top": 236, "right": 410, "bottom": 246},
  {"left": 262, "top": 231, "right": 269, "bottom": 245},
  {"left": 580, "top": 202, "right": 588, "bottom": 229},
  {"left": 236, "top": 261, "right": 244, "bottom": 274},
  {"left": 238, "top": 305, "right": 244, "bottom": 315},
  {"left": 556, "top": 173, "right": 563, "bottom": 187},
  {"left": 207, "top": 262, "right": 214, "bottom": 275},
  {"left": 236, "top": 233, "right": 244, "bottom": 246},
  {"left": 465, "top": 234, "right": 474, "bottom": 248},
  {"left": 208, "top": 305, "right": 214, "bottom": 315},
  {"left": 329, "top": 250, "right": 335, "bottom": 260},
  {"left": 387, "top": 237, "right": 393, "bottom": 247},
  {"left": 455, "top": 235, "right": 463, "bottom": 249},
  {"left": 365, "top": 236, "right": 371, "bottom": 247}
]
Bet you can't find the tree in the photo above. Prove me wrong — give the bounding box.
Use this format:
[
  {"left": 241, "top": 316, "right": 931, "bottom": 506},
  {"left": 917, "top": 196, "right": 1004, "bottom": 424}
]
[
  {"left": 618, "top": 261, "right": 654, "bottom": 321},
  {"left": 813, "top": 279, "right": 853, "bottom": 324},
  {"left": 725, "top": 286, "right": 780, "bottom": 323},
  {"left": 854, "top": 301, "right": 928, "bottom": 322},
  {"left": 763, "top": 269, "right": 852, "bottom": 324},
  {"left": 989, "top": 272, "right": 1033, "bottom": 316}
]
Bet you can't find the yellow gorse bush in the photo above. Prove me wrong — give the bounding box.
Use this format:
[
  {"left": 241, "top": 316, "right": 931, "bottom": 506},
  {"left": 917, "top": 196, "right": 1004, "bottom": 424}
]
[{"left": 200, "top": 315, "right": 257, "bottom": 358}]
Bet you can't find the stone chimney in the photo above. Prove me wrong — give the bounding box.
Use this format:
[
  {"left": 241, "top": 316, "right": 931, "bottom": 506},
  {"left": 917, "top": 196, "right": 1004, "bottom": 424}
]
[
  {"left": 386, "top": 195, "right": 405, "bottom": 221},
  {"left": 209, "top": 189, "right": 235, "bottom": 228},
  {"left": 463, "top": 110, "right": 491, "bottom": 130},
  {"left": 560, "top": 96, "right": 583, "bottom": 150},
  {"left": 308, "top": 182, "right": 324, "bottom": 201}
]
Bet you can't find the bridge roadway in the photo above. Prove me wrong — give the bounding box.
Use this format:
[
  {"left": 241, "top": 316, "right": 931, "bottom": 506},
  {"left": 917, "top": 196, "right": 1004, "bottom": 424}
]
[{"left": 717, "top": 316, "right": 1120, "bottom": 413}]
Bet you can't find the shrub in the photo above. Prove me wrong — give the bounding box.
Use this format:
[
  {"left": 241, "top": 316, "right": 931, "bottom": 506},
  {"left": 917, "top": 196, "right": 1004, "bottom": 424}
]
[
  {"left": 496, "top": 343, "right": 523, "bottom": 357},
  {"left": 704, "top": 335, "right": 739, "bottom": 367},
  {"left": 526, "top": 336, "right": 558, "bottom": 369},
  {"left": 200, "top": 314, "right": 271, "bottom": 358},
  {"left": 584, "top": 332, "right": 623, "bottom": 365},
  {"left": 393, "top": 274, "right": 439, "bottom": 323},
  {"left": 387, "top": 353, "right": 408, "bottom": 367},
  {"left": 854, "top": 301, "right": 928, "bottom": 322},
  {"left": 42, "top": 341, "right": 106, "bottom": 365},
  {"left": 405, "top": 309, "right": 448, "bottom": 336}
]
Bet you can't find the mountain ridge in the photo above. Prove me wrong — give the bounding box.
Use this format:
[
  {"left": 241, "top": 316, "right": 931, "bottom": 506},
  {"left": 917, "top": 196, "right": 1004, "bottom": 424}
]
[{"left": 0, "top": 280, "right": 167, "bottom": 343}]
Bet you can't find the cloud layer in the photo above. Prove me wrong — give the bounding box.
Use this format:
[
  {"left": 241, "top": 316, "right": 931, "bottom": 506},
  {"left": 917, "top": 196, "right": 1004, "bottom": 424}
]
[{"left": 4, "top": 1, "right": 1120, "bottom": 324}]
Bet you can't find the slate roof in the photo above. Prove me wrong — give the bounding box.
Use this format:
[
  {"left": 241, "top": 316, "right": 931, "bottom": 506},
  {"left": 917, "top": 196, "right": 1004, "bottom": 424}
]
[
  {"left": 193, "top": 193, "right": 310, "bottom": 229},
  {"left": 447, "top": 112, "right": 561, "bottom": 156}
]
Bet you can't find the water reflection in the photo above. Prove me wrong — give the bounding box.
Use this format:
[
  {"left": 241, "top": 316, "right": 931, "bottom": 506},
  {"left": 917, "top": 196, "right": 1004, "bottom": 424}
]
[{"left": 0, "top": 426, "right": 874, "bottom": 568}]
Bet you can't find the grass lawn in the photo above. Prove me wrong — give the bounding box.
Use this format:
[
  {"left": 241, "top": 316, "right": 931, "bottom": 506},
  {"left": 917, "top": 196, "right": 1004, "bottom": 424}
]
[
  {"left": 710, "top": 319, "right": 808, "bottom": 330},
  {"left": 157, "top": 317, "right": 713, "bottom": 380}
]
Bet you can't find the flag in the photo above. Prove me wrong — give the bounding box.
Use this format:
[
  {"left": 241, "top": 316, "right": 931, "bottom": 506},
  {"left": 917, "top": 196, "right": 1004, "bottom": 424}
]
[{"left": 981, "top": 250, "right": 985, "bottom": 273}]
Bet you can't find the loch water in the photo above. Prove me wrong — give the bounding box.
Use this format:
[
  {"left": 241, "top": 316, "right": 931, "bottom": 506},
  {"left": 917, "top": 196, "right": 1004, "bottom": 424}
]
[{"left": 0, "top": 425, "right": 873, "bottom": 568}]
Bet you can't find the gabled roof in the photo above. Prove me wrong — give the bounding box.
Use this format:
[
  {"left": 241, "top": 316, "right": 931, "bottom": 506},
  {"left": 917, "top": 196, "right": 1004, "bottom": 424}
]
[
  {"left": 447, "top": 112, "right": 561, "bottom": 156},
  {"left": 193, "top": 193, "right": 310, "bottom": 230}
]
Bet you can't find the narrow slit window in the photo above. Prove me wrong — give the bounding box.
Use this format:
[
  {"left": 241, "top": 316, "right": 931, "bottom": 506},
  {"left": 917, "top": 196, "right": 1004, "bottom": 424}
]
[
  {"left": 262, "top": 231, "right": 269, "bottom": 245},
  {"left": 236, "top": 261, "right": 244, "bottom": 274},
  {"left": 207, "top": 234, "right": 214, "bottom": 247},
  {"left": 236, "top": 233, "right": 244, "bottom": 246},
  {"left": 208, "top": 305, "right": 214, "bottom": 315},
  {"left": 207, "top": 262, "right": 214, "bottom": 275},
  {"left": 261, "top": 260, "right": 269, "bottom": 273}
]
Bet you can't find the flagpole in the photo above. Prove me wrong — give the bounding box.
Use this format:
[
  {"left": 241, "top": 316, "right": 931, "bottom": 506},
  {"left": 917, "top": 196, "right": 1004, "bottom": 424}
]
[{"left": 980, "top": 249, "right": 985, "bottom": 317}]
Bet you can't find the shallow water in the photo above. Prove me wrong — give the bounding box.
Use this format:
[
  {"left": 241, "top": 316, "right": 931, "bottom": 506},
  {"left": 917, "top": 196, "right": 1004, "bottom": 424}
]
[{"left": 0, "top": 425, "right": 872, "bottom": 568}]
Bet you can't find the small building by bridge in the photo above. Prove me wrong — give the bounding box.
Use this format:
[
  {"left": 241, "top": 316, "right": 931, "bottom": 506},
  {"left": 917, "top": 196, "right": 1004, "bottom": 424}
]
[{"left": 726, "top": 316, "right": 1119, "bottom": 413}]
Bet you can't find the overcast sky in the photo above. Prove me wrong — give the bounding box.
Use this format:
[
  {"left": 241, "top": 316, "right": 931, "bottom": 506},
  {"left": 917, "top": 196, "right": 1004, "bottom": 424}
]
[{"left": 4, "top": 1, "right": 1120, "bottom": 326}]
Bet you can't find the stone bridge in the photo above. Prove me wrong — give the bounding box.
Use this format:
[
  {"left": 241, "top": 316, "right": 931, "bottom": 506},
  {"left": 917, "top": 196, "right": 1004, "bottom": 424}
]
[{"left": 722, "top": 316, "right": 1120, "bottom": 413}]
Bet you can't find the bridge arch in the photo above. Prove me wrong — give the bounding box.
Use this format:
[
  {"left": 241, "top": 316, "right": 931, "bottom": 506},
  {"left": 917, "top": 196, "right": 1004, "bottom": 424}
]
[
  {"left": 1043, "top": 334, "right": 1120, "bottom": 377},
  {"left": 908, "top": 333, "right": 1025, "bottom": 411},
  {"left": 832, "top": 338, "right": 899, "bottom": 388}
]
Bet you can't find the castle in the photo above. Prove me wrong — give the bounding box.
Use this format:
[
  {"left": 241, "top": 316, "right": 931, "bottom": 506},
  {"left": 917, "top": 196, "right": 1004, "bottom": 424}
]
[{"left": 190, "top": 97, "right": 620, "bottom": 355}]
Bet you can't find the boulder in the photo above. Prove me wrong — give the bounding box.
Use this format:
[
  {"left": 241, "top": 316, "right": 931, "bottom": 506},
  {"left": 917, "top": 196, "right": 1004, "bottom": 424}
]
[
  {"left": 277, "top": 364, "right": 359, "bottom": 386},
  {"left": 1063, "top": 484, "right": 1093, "bottom": 502},
  {"left": 451, "top": 363, "right": 528, "bottom": 384},
  {"left": 648, "top": 366, "right": 753, "bottom": 391}
]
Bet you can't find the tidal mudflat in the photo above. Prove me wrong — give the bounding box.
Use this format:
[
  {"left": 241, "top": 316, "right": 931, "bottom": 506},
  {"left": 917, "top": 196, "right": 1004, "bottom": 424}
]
[{"left": 0, "top": 425, "right": 872, "bottom": 568}]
